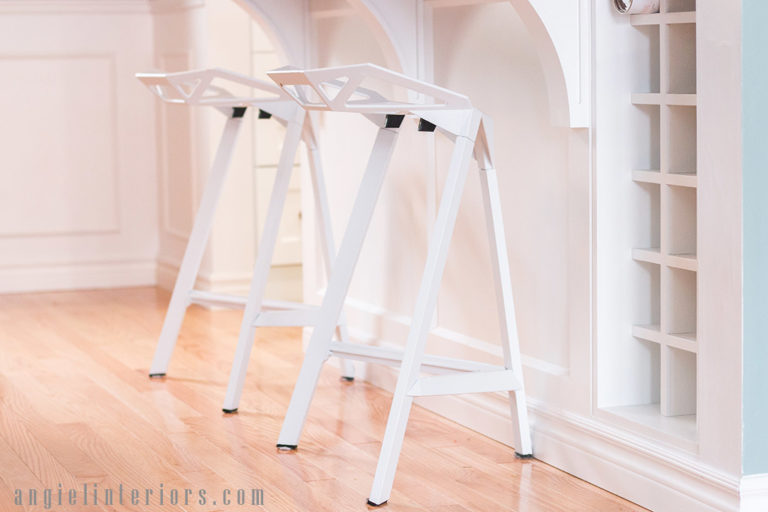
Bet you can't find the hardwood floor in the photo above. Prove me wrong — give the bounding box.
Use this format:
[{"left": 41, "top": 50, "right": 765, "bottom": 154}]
[{"left": 0, "top": 288, "right": 646, "bottom": 511}]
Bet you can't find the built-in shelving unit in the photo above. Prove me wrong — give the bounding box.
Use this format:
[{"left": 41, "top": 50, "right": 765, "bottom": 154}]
[{"left": 605, "top": 0, "right": 698, "bottom": 443}]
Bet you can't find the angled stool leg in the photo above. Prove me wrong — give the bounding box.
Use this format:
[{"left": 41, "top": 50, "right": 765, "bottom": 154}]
[
  {"left": 277, "top": 126, "right": 399, "bottom": 448},
  {"left": 149, "top": 110, "right": 246, "bottom": 377},
  {"left": 478, "top": 165, "right": 532, "bottom": 457},
  {"left": 222, "top": 115, "right": 305, "bottom": 412},
  {"left": 305, "top": 127, "right": 355, "bottom": 381},
  {"left": 368, "top": 133, "right": 475, "bottom": 506}
]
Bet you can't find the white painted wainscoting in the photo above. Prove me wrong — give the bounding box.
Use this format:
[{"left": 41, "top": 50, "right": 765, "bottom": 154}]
[
  {"left": 0, "top": 1, "right": 158, "bottom": 293},
  {"left": 0, "top": 0, "right": 300, "bottom": 299}
]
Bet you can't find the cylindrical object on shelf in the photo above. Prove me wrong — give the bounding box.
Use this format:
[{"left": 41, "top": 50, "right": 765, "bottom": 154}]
[{"left": 614, "top": 0, "right": 660, "bottom": 14}]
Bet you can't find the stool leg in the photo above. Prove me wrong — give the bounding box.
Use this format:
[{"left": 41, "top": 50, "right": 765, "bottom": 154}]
[
  {"left": 149, "top": 113, "right": 245, "bottom": 377},
  {"left": 221, "top": 117, "right": 305, "bottom": 412},
  {"left": 306, "top": 141, "right": 355, "bottom": 380},
  {"left": 368, "top": 134, "right": 475, "bottom": 506},
  {"left": 277, "top": 127, "right": 399, "bottom": 447},
  {"left": 478, "top": 166, "right": 532, "bottom": 456}
]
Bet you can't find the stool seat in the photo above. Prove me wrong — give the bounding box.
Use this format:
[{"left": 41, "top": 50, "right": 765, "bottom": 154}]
[{"left": 268, "top": 63, "right": 472, "bottom": 113}]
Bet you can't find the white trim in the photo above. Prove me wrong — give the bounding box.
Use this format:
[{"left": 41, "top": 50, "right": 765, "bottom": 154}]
[
  {"left": 0, "top": 260, "right": 156, "bottom": 294},
  {"left": 156, "top": 258, "right": 180, "bottom": 292},
  {"left": 156, "top": 258, "right": 253, "bottom": 295},
  {"left": 0, "top": 1, "right": 154, "bottom": 14},
  {"left": 0, "top": 0, "right": 204, "bottom": 15},
  {"left": 740, "top": 475, "right": 768, "bottom": 512},
  {"left": 157, "top": 258, "right": 301, "bottom": 302},
  {"left": 150, "top": 0, "right": 205, "bottom": 15}
]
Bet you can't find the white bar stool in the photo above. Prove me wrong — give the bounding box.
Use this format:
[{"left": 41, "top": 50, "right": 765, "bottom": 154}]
[
  {"left": 136, "top": 68, "right": 355, "bottom": 400},
  {"left": 256, "top": 63, "right": 533, "bottom": 506}
]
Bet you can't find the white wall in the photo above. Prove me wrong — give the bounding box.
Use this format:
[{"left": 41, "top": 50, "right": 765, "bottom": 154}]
[{"left": 0, "top": 1, "right": 158, "bottom": 293}]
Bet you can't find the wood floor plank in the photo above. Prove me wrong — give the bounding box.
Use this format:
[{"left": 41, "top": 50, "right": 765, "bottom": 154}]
[{"left": 0, "top": 288, "right": 647, "bottom": 511}]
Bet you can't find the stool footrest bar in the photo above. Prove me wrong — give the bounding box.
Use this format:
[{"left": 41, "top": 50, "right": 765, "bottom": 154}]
[
  {"left": 407, "top": 369, "right": 520, "bottom": 397},
  {"left": 328, "top": 341, "right": 503, "bottom": 374}
]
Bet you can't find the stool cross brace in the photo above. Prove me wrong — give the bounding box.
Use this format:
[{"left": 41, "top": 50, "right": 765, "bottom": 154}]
[
  {"left": 264, "top": 63, "right": 532, "bottom": 506},
  {"left": 136, "top": 68, "right": 355, "bottom": 394}
]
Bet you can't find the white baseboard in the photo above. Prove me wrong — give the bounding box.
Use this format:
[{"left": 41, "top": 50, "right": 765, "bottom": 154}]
[
  {"left": 156, "top": 258, "right": 180, "bottom": 292},
  {"left": 156, "top": 259, "right": 254, "bottom": 295},
  {"left": 740, "top": 475, "right": 768, "bottom": 512},
  {"left": 156, "top": 258, "right": 302, "bottom": 303},
  {"left": 0, "top": 260, "right": 156, "bottom": 294}
]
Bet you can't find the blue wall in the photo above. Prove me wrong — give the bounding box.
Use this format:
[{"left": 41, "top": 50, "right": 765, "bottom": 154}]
[{"left": 743, "top": 0, "right": 768, "bottom": 476}]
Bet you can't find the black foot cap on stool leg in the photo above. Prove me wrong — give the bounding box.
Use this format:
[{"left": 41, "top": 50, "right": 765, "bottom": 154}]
[
  {"left": 222, "top": 408, "right": 238, "bottom": 414},
  {"left": 340, "top": 376, "right": 354, "bottom": 382},
  {"left": 276, "top": 444, "right": 297, "bottom": 451},
  {"left": 148, "top": 373, "right": 166, "bottom": 378},
  {"left": 367, "top": 499, "right": 387, "bottom": 507},
  {"left": 515, "top": 452, "right": 533, "bottom": 459}
]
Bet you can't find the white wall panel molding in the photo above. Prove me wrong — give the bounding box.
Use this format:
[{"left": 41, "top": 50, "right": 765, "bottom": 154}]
[
  {"left": 150, "top": 0, "right": 205, "bottom": 15},
  {"left": 0, "top": 1, "right": 157, "bottom": 292},
  {"left": 0, "top": 52, "right": 121, "bottom": 238},
  {"left": 0, "top": 1, "right": 153, "bottom": 14}
]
